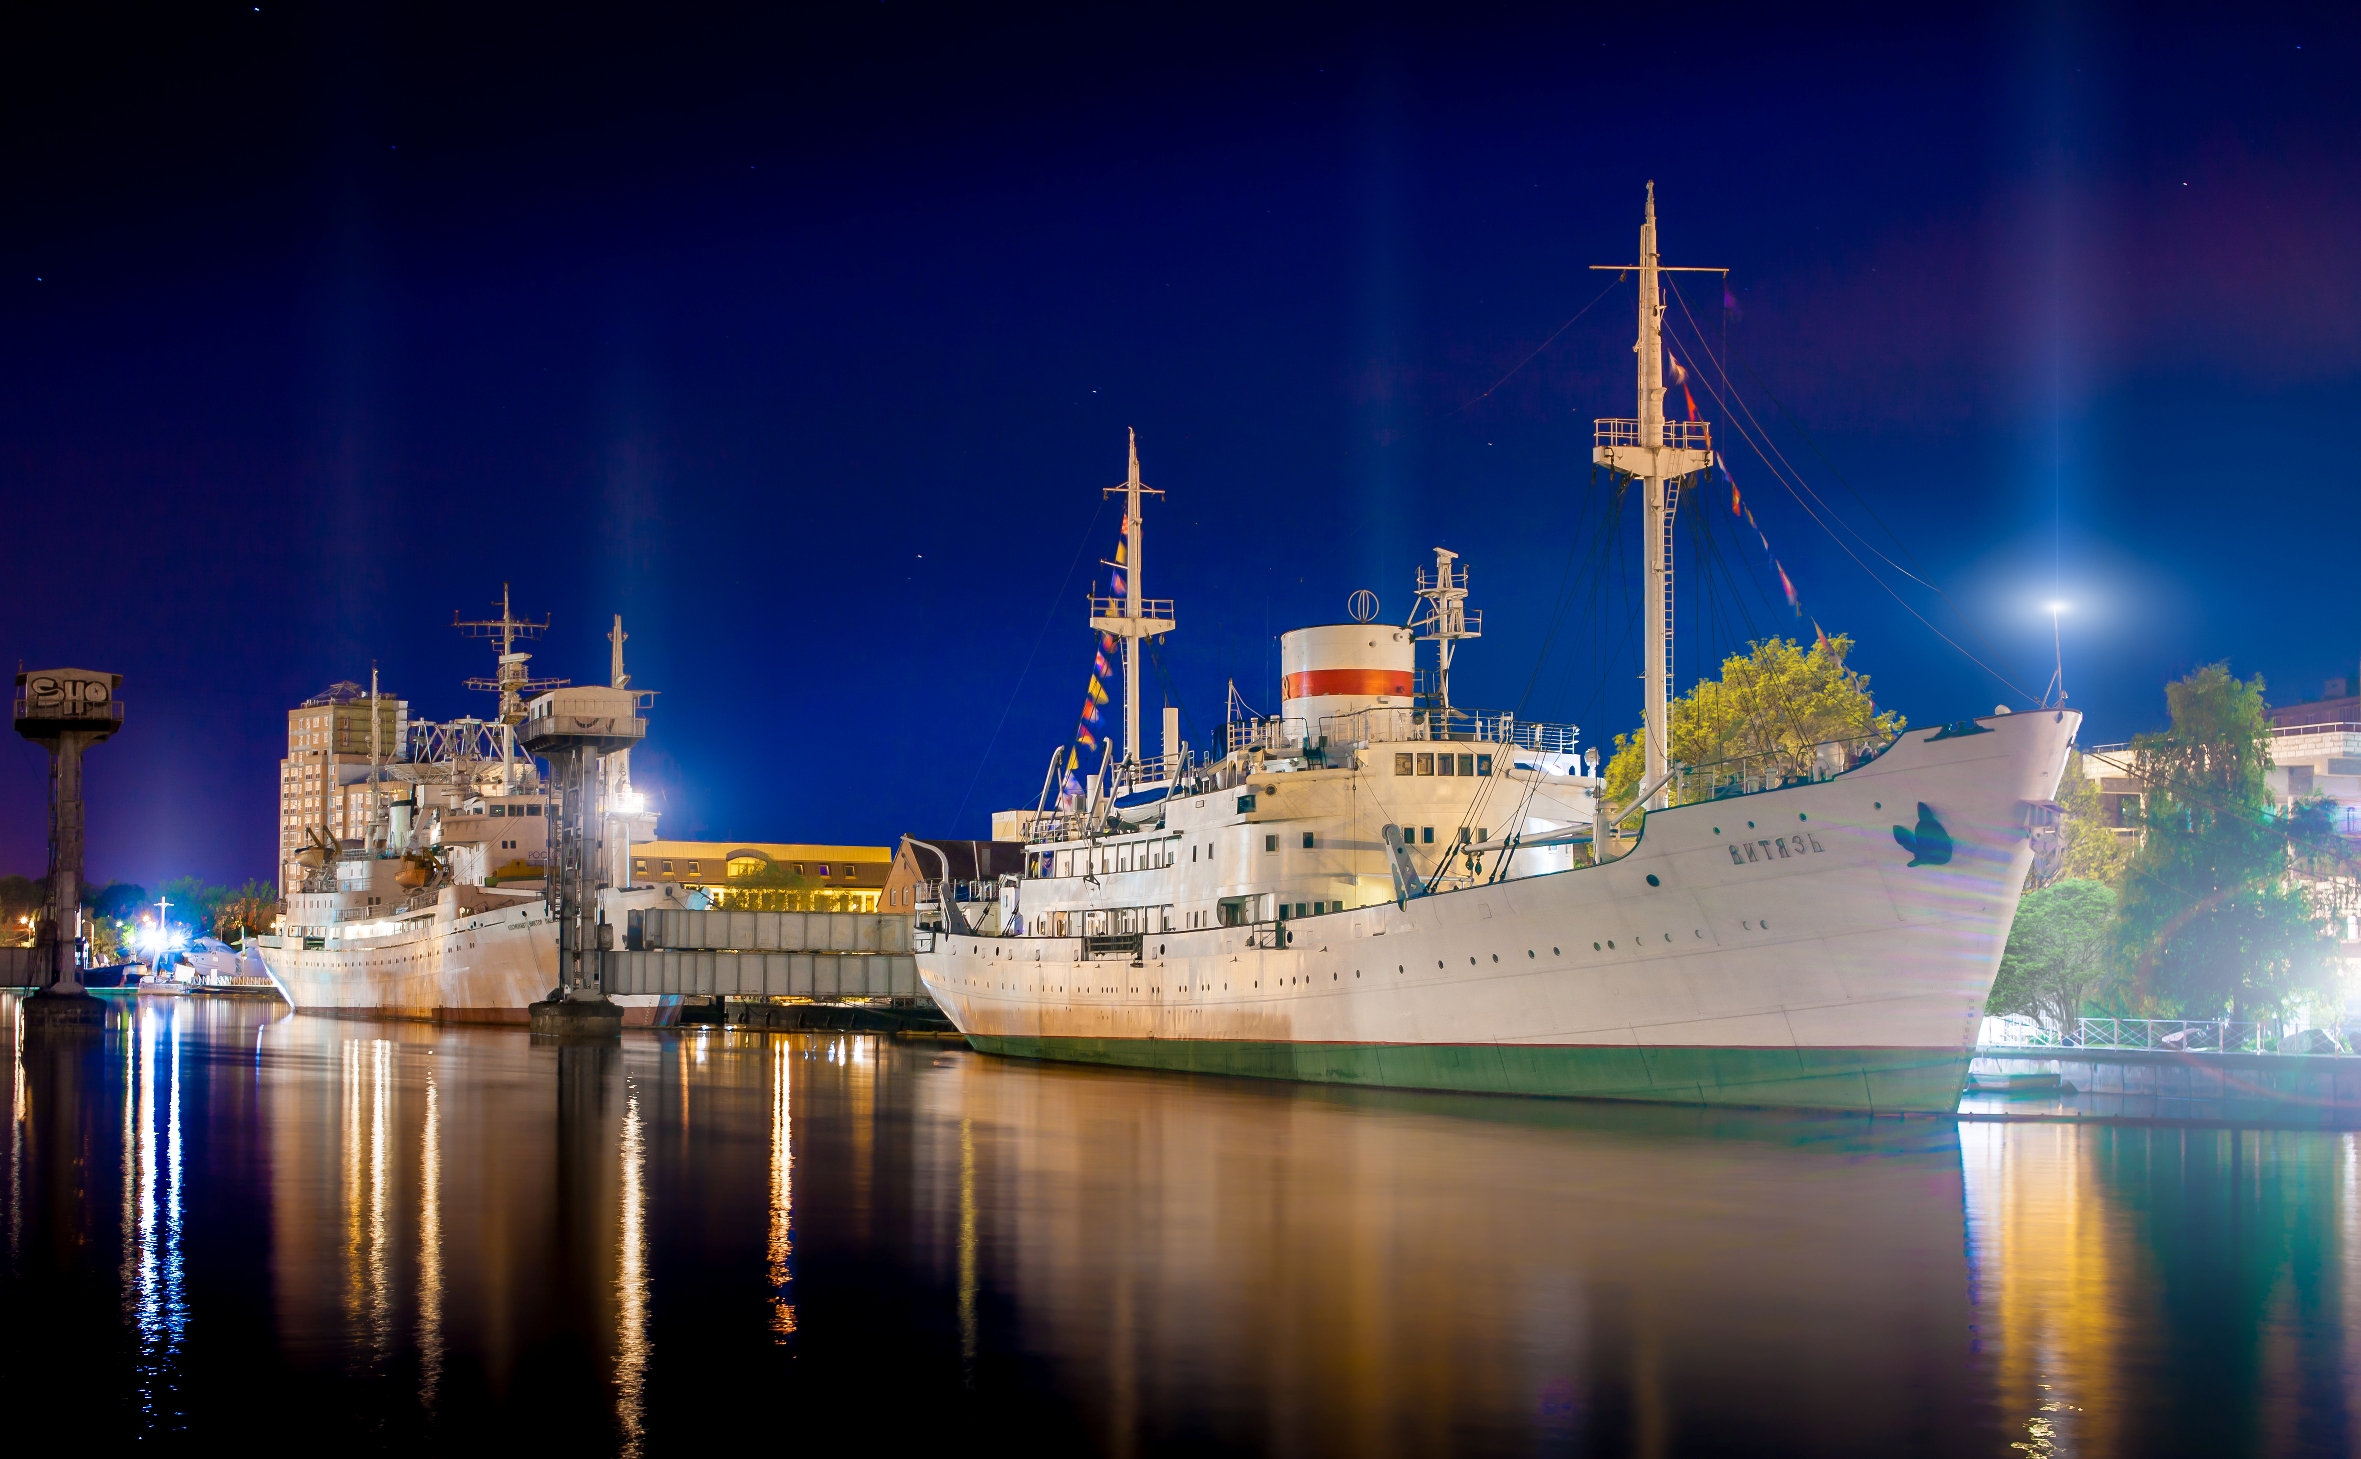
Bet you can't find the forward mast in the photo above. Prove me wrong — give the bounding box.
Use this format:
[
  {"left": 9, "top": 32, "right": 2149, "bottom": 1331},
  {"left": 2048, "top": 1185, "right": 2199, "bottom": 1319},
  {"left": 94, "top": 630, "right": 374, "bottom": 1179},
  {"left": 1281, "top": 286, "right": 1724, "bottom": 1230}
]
[
  {"left": 1591, "top": 182, "right": 1715, "bottom": 809},
  {"left": 1087, "top": 430, "right": 1177, "bottom": 773}
]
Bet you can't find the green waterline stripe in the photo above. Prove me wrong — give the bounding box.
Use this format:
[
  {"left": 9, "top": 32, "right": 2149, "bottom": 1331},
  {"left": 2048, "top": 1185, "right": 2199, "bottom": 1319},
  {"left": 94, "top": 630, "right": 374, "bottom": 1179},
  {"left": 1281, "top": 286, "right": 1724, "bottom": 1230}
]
[{"left": 963, "top": 1035, "right": 1972, "bottom": 1114}]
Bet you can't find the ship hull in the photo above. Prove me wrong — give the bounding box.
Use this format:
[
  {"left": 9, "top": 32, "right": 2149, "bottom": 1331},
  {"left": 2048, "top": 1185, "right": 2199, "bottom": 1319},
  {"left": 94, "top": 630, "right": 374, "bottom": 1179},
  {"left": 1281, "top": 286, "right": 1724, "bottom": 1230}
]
[
  {"left": 961, "top": 1035, "right": 1969, "bottom": 1112},
  {"left": 920, "top": 710, "right": 2077, "bottom": 1115},
  {"left": 263, "top": 910, "right": 556, "bottom": 1024},
  {"left": 261, "top": 892, "right": 683, "bottom": 1026}
]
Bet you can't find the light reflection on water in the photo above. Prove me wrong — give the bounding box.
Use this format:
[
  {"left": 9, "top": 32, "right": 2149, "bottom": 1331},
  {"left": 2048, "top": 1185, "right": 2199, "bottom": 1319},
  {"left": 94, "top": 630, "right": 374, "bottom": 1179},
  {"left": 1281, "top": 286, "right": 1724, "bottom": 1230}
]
[{"left": 1, "top": 992, "right": 2357, "bottom": 1455}]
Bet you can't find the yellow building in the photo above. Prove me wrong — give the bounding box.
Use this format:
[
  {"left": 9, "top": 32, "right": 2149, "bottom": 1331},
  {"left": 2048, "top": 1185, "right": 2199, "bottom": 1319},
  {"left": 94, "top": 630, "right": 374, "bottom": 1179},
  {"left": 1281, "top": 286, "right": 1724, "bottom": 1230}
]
[{"left": 628, "top": 840, "right": 890, "bottom": 911}]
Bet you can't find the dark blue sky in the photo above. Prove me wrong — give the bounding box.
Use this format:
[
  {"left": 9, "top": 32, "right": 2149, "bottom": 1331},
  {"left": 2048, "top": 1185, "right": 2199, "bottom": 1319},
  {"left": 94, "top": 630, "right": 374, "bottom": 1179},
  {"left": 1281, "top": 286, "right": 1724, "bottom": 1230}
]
[{"left": 5, "top": 3, "right": 2357, "bottom": 888}]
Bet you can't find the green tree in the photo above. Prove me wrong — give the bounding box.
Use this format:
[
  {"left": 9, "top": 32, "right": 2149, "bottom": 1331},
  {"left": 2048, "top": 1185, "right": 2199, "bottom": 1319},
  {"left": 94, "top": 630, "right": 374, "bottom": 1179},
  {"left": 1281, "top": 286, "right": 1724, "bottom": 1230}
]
[
  {"left": 2110, "top": 663, "right": 2338, "bottom": 1022},
  {"left": 1602, "top": 634, "right": 1902, "bottom": 816},
  {"left": 212, "top": 879, "right": 279, "bottom": 939},
  {"left": 2049, "top": 751, "right": 2131, "bottom": 886},
  {"left": 1987, "top": 878, "right": 2118, "bottom": 1031}
]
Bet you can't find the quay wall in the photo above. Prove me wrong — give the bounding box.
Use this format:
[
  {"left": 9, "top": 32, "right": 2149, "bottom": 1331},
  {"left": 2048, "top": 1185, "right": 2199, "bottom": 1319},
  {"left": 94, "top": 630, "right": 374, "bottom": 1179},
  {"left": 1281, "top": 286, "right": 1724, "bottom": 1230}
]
[{"left": 1969, "top": 1045, "right": 2361, "bottom": 1127}]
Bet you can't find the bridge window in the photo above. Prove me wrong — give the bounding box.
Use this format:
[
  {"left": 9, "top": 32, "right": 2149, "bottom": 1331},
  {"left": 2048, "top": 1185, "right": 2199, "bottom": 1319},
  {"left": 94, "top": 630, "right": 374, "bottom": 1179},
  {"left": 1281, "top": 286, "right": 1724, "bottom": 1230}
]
[
  {"left": 1302, "top": 832, "right": 1315, "bottom": 849},
  {"left": 1476, "top": 754, "right": 1493, "bottom": 776},
  {"left": 1395, "top": 753, "right": 1414, "bottom": 775},
  {"left": 1265, "top": 834, "right": 1278, "bottom": 852},
  {"left": 1421, "top": 827, "right": 1434, "bottom": 844},
  {"left": 660, "top": 860, "right": 674, "bottom": 873},
  {"left": 1416, "top": 753, "right": 1433, "bottom": 775},
  {"left": 1437, "top": 753, "right": 1455, "bottom": 777}
]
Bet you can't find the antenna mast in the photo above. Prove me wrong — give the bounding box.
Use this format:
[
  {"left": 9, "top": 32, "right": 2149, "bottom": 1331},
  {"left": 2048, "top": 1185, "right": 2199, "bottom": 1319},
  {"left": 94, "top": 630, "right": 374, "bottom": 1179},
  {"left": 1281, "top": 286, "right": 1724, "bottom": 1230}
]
[
  {"left": 455, "top": 584, "right": 567, "bottom": 793},
  {"left": 1088, "top": 430, "right": 1176, "bottom": 771},
  {"left": 1592, "top": 183, "right": 1715, "bottom": 809},
  {"left": 368, "top": 665, "right": 384, "bottom": 854},
  {"left": 1409, "top": 547, "right": 1481, "bottom": 716}
]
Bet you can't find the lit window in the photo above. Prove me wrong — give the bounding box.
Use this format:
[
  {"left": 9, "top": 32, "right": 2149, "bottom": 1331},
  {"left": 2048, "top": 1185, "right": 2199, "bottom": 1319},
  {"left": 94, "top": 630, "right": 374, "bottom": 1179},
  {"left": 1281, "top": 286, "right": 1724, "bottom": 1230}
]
[
  {"left": 818, "top": 865, "right": 831, "bottom": 877},
  {"left": 661, "top": 860, "right": 674, "bottom": 873},
  {"left": 687, "top": 862, "right": 700, "bottom": 875}
]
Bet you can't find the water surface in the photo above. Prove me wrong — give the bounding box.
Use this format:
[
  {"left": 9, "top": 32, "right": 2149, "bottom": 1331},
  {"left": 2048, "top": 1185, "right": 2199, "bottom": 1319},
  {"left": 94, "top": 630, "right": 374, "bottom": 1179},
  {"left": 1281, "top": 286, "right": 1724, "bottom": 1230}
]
[{"left": 4, "top": 993, "right": 2356, "bottom": 1455}]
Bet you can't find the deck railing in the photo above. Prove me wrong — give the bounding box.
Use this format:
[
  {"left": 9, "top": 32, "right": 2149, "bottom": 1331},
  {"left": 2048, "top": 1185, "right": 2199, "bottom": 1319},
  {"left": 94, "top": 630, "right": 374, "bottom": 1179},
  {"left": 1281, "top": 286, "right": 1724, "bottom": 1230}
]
[
  {"left": 1664, "top": 731, "right": 1897, "bottom": 804},
  {"left": 1593, "top": 418, "right": 1712, "bottom": 452}
]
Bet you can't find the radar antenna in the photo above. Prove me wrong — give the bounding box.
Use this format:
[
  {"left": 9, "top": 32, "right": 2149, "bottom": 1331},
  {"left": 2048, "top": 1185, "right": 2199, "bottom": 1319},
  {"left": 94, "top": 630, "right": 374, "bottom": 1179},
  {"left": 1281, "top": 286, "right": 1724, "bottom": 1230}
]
[{"left": 455, "top": 583, "right": 567, "bottom": 792}]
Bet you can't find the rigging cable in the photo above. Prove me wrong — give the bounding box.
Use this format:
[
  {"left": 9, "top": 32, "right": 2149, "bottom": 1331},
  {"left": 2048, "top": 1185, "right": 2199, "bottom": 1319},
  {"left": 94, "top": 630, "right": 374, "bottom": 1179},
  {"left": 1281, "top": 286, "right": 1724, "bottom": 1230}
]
[
  {"left": 1664, "top": 278, "right": 2036, "bottom": 702},
  {"left": 1658, "top": 292, "right": 2036, "bottom": 703},
  {"left": 949, "top": 496, "right": 1112, "bottom": 830}
]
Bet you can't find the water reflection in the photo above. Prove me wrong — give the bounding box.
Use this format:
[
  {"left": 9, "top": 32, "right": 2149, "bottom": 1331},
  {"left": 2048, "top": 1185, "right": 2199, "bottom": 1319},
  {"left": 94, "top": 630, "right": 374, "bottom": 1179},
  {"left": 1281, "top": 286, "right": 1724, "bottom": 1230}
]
[
  {"left": 767, "top": 1035, "right": 796, "bottom": 1339},
  {"left": 126, "top": 1002, "right": 187, "bottom": 1421},
  {"left": 3, "top": 995, "right": 2361, "bottom": 1454}
]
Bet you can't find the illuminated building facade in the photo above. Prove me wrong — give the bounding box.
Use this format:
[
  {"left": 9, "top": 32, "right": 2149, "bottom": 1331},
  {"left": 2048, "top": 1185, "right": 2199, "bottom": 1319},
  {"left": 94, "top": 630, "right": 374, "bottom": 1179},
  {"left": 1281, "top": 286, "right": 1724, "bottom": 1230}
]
[
  {"left": 628, "top": 840, "right": 889, "bottom": 911},
  {"left": 278, "top": 682, "right": 407, "bottom": 894}
]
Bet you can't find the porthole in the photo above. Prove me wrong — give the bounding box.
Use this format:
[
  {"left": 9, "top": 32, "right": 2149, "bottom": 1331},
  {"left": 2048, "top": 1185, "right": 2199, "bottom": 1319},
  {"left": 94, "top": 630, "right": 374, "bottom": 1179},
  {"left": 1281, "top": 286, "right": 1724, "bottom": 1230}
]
[
  {"left": 1527, "top": 949, "right": 1535, "bottom": 958},
  {"left": 1797, "top": 813, "right": 1808, "bottom": 822},
  {"left": 1490, "top": 953, "right": 1498, "bottom": 963},
  {"left": 1746, "top": 821, "right": 1755, "bottom": 829},
  {"left": 1593, "top": 942, "right": 1601, "bottom": 951},
  {"left": 1469, "top": 956, "right": 1477, "bottom": 965},
  {"left": 1437, "top": 961, "right": 1445, "bottom": 969},
  {"left": 1762, "top": 919, "right": 1771, "bottom": 929},
  {"left": 1552, "top": 946, "right": 1560, "bottom": 955},
  {"left": 1398, "top": 964, "right": 1404, "bottom": 973},
  {"left": 1608, "top": 940, "right": 1616, "bottom": 949},
  {"left": 1645, "top": 873, "right": 1660, "bottom": 887},
  {"left": 1874, "top": 801, "right": 1882, "bottom": 810}
]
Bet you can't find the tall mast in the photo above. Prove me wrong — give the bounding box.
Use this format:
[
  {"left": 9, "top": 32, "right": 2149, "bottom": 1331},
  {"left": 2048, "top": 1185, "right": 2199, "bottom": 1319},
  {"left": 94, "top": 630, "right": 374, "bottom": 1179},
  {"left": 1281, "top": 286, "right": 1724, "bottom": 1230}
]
[
  {"left": 456, "top": 584, "right": 565, "bottom": 794},
  {"left": 1410, "top": 547, "right": 1481, "bottom": 715},
  {"left": 368, "top": 665, "right": 383, "bottom": 854},
  {"left": 1593, "top": 182, "right": 1714, "bottom": 809},
  {"left": 1088, "top": 430, "right": 1175, "bottom": 771}
]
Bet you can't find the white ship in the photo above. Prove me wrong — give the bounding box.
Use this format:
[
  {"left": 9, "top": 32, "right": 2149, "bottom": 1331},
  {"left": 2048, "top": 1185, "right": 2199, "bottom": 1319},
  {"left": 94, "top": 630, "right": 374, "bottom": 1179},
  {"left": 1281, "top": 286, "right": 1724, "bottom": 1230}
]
[
  {"left": 917, "top": 188, "right": 2077, "bottom": 1113},
  {"left": 258, "top": 602, "right": 679, "bottom": 1025}
]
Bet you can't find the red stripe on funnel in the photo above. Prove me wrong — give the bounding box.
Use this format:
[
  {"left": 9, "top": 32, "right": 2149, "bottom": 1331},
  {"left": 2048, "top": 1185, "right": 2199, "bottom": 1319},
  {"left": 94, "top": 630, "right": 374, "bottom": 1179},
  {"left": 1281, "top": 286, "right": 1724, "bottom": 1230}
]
[{"left": 1284, "top": 668, "right": 1413, "bottom": 699}]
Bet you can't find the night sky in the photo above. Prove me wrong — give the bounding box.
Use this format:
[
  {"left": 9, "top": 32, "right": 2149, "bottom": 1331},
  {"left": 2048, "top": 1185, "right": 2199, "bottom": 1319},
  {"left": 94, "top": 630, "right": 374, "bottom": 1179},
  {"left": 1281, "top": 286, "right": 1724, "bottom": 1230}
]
[{"left": 5, "top": 3, "right": 2357, "bottom": 889}]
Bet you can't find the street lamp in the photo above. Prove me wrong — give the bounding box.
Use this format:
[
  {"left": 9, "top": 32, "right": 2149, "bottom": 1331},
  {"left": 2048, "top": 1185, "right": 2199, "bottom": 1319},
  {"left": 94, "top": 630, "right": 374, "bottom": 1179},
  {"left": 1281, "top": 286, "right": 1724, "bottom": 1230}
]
[{"left": 2043, "top": 601, "right": 2070, "bottom": 709}]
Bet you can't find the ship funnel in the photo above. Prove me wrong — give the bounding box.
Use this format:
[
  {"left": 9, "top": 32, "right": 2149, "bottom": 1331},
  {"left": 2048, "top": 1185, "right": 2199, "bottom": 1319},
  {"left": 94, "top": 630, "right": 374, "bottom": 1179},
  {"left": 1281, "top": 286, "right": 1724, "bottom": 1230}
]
[{"left": 1280, "top": 624, "right": 1414, "bottom": 727}]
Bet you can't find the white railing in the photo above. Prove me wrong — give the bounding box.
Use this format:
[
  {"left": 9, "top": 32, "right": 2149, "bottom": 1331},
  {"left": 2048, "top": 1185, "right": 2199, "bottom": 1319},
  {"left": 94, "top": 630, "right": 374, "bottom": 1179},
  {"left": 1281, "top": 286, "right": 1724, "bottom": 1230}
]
[
  {"left": 1990, "top": 1018, "right": 2267, "bottom": 1053},
  {"left": 1593, "top": 418, "right": 1711, "bottom": 451},
  {"left": 2271, "top": 721, "right": 2361, "bottom": 739},
  {"left": 1228, "top": 717, "right": 1309, "bottom": 754},
  {"left": 1665, "top": 731, "right": 1896, "bottom": 804},
  {"left": 1088, "top": 596, "right": 1175, "bottom": 624},
  {"left": 1299, "top": 707, "right": 1581, "bottom": 755}
]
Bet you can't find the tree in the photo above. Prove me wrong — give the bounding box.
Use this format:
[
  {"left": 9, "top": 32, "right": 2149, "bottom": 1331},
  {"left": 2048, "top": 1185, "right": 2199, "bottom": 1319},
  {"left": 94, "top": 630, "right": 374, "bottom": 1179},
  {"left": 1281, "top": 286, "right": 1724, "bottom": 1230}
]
[
  {"left": 1602, "top": 634, "right": 1903, "bottom": 815},
  {"left": 1987, "top": 878, "right": 2117, "bottom": 1032},
  {"left": 212, "top": 879, "right": 279, "bottom": 940},
  {"left": 2048, "top": 751, "right": 2131, "bottom": 887},
  {"left": 2110, "top": 663, "right": 2339, "bottom": 1023},
  {"left": 0, "top": 874, "right": 42, "bottom": 945}
]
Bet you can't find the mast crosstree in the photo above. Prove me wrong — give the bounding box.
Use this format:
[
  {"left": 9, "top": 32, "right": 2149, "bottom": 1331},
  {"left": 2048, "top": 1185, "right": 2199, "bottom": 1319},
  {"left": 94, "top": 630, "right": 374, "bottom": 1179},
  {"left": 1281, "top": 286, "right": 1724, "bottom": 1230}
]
[
  {"left": 1592, "top": 182, "right": 1716, "bottom": 808},
  {"left": 455, "top": 583, "right": 567, "bottom": 793}
]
